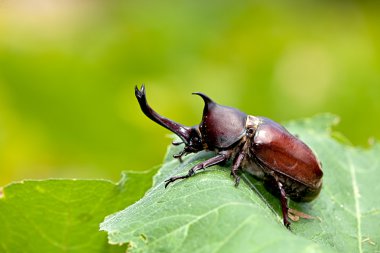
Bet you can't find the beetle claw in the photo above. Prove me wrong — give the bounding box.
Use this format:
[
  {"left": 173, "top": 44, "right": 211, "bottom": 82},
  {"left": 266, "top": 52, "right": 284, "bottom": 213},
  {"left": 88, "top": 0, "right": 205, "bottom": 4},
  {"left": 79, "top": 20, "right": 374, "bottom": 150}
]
[
  {"left": 234, "top": 176, "right": 240, "bottom": 186},
  {"left": 164, "top": 178, "right": 175, "bottom": 188},
  {"left": 230, "top": 168, "right": 240, "bottom": 186},
  {"left": 285, "top": 220, "right": 291, "bottom": 230},
  {"left": 230, "top": 171, "right": 240, "bottom": 186},
  {"left": 164, "top": 177, "right": 181, "bottom": 188},
  {"left": 173, "top": 149, "right": 188, "bottom": 163}
]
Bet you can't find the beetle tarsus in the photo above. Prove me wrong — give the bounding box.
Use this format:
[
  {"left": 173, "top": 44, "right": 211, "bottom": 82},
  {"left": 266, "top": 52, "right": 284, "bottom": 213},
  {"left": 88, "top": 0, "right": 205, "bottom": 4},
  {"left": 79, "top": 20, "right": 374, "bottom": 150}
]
[
  {"left": 173, "top": 152, "right": 184, "bottom": 158},
  {"left": 164, "top": 168, "right": 195, "bottom": 188},
  {"left": 234, "top": 176, "right": 240, "bottom": 186},
  {"left": 230, "top": 172, "right": 240, "bottom": 186},
  {"left": 173, "top": 149, "right": 187, "bottom": 163}
]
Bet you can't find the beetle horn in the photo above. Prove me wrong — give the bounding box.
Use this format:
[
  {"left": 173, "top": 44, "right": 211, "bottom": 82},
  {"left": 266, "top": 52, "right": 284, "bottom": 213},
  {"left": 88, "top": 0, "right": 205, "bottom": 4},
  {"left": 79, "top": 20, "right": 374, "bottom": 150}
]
[
  {"left": 192, "top": 92, "right": 216, "bottom": 113},
  {"left": 135, "top": 85, "right": 193, "bottom": 144}
]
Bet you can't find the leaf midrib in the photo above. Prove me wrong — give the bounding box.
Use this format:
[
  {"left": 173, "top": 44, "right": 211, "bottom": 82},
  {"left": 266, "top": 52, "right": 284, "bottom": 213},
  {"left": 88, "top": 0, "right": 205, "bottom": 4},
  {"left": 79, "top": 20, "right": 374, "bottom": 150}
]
[{"left": 347, "top": 152, "right": 362, "bottom": 253}]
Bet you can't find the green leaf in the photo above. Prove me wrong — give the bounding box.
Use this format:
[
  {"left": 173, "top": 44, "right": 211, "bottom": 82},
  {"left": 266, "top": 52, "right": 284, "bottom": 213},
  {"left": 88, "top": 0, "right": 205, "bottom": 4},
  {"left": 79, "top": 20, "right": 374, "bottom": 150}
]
[
  {"left": 0, "top": 169, "right": 157, "bottom": 253},
  {"left": 101, "top": 114, "right": 380, "bottom": 253}
]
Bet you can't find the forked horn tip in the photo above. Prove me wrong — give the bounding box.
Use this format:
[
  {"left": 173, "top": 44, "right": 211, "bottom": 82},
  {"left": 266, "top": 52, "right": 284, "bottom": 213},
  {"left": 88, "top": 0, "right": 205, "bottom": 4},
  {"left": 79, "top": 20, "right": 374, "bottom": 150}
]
[{"left": 135, "top": 84, "right": 146, "bottom": 99}]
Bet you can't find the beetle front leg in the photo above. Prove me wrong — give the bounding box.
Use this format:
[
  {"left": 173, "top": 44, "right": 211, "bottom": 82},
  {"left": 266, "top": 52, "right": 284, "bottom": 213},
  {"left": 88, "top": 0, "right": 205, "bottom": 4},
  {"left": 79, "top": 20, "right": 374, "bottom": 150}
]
[
  {"left": 164, "top": 153, "right": 227, "bottom": 188},
  {"left": 173, "top": 149, "right": 187, "bottom": 163}
]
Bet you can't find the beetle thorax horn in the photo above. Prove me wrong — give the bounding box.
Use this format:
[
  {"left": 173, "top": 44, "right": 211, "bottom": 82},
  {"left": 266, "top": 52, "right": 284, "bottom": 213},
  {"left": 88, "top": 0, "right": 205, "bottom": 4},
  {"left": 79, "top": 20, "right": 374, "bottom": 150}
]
[{"left": 193, "top": 92, "right": 247, "bottom": 149}]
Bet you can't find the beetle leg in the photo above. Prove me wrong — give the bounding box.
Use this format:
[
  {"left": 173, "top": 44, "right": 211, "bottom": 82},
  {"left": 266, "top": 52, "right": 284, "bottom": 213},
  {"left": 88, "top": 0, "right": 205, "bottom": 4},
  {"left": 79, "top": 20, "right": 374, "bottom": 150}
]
[
  {"left": 173, "top": 149, "right": 187, "bottom": 163},
  {"left": 164, "top": 153, "right": 227, "bottom": 188},
  {"left": 273, "top": 176, "right": 291, "bottom": 228},
  {"left": 231, "top": 152, "right": 245, "bottom": 186},
  {"left": 172, "top": 140, "right": 184, "bottom": 146}
]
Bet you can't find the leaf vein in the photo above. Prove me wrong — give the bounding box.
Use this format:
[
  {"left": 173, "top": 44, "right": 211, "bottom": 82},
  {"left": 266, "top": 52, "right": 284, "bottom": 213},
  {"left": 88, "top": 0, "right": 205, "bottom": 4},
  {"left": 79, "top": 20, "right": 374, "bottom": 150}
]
[
  {"left": 347, "top": 152, "right": 363, "bottom": 253},
  {"left": 211, "top": 214, "right": 256, "bottom": 253},
  {"left": 147, "top": 202, "right": 255, "bottom": 247}
]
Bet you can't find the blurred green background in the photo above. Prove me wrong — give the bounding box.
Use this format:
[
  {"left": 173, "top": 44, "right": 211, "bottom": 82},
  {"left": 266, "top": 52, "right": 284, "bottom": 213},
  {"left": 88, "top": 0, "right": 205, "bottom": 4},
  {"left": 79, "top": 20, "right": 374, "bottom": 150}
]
[{"left": 0, "top": 1, "right": 379, "bottom": 186}]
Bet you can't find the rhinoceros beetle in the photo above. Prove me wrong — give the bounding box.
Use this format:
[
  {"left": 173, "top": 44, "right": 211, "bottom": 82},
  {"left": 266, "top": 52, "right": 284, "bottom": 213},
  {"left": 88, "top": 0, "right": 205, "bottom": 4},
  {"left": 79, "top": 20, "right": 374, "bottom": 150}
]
[{"left": 135, "top": 85, "right": 323, "bottom": 228}]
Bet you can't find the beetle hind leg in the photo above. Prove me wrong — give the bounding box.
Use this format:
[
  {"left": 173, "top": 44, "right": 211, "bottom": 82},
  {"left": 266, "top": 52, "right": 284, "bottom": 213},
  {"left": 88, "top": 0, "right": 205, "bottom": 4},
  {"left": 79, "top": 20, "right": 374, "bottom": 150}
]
[
  {"left": 164, "top": 153, "right": 227, "bottom": 188},
  {"left": 273, "top": 176, "right": 291, "bottom": 228},
  {"left": 263, "top": 175, "right": 291, "bottom": 228}
]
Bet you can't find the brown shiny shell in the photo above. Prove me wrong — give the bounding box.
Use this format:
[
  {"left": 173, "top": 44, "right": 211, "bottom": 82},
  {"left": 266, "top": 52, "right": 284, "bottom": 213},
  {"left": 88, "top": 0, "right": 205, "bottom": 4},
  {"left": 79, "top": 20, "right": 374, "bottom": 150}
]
[{"left": 251, "top": 117, "right": 323, "bottom": 189}]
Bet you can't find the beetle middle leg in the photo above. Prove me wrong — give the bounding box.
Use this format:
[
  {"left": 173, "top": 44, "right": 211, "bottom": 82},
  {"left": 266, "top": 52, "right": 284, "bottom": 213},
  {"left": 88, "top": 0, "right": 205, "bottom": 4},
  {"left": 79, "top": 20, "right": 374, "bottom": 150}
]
[
  {"left": 164, "top": 153, "right": 228, "bottom": 188},
  {"left": 231, "top": 151, "right": 245, "bottom": 186}
]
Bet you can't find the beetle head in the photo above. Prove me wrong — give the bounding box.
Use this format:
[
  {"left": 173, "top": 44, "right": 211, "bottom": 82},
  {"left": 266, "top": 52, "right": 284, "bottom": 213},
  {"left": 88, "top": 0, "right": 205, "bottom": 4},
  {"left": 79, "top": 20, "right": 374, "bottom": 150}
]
[{"left": 135, "top": 85, "right": 203, "bottom": 159}]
